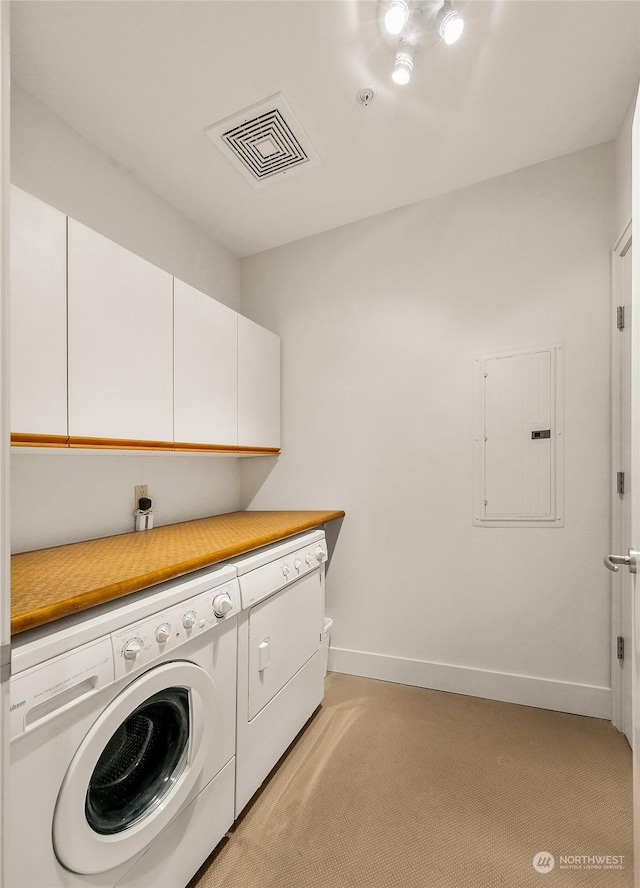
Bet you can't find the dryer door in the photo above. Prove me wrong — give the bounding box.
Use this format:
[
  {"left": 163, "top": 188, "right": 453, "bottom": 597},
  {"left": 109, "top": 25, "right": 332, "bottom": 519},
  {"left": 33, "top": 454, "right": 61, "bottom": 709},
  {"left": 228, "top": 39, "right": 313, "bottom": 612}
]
[
  {"left": 53, "top": 661, "right": 215, "bottom": 875},
  {"left": 248, "top": 570, "right": 322, "bottom": 720}
]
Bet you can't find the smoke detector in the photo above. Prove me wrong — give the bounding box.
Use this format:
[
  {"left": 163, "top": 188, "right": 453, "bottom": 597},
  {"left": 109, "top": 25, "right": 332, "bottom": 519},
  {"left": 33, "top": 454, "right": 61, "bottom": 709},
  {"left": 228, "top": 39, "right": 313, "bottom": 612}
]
[{"left": 205, "top": 93, "right": 321, "bottom": 187}]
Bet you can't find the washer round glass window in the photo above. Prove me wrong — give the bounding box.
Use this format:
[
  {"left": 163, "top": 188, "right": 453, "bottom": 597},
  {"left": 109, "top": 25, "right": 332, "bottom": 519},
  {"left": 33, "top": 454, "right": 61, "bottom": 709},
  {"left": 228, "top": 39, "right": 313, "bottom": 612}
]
[{"left": 85, "top": 687, "right": 190, "bottom": 835}]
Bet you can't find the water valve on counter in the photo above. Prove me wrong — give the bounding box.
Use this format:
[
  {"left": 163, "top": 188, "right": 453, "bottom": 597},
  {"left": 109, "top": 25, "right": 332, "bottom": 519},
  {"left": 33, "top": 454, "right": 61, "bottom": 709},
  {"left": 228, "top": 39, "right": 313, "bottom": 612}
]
[{"left": 135, "top": 495, "right": 154, "bottom": 531}]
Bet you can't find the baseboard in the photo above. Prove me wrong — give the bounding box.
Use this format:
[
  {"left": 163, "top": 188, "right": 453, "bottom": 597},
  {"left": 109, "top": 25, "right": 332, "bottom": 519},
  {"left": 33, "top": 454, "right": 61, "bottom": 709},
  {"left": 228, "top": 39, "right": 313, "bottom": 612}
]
[{"left": 327, "top": 647, "right": 611, "bottom": 719}]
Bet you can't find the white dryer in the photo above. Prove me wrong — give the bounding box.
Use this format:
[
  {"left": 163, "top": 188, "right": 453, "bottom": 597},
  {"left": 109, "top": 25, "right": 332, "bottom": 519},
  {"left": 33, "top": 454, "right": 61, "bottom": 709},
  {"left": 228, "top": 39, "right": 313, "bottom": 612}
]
[
  {"left": 233, "top": 530, "right": 327, "bottom": 817},
  {"left": 8, "top": 563, "right": 239, "bottom": 888}
]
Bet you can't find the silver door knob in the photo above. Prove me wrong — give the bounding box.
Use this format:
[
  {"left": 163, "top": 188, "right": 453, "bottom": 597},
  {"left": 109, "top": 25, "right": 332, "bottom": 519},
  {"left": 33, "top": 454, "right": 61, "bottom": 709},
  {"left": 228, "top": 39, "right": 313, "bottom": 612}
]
[{"left": 604, "top": 549, "right": 640, "bottom": 573}]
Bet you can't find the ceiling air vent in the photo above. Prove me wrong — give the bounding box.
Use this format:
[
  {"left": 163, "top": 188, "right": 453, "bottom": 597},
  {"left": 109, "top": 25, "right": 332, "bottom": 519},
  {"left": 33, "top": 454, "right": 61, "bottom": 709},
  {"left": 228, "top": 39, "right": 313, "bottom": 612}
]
[{"left": 205, "top": 93, "right": 320, "bottom": 187}]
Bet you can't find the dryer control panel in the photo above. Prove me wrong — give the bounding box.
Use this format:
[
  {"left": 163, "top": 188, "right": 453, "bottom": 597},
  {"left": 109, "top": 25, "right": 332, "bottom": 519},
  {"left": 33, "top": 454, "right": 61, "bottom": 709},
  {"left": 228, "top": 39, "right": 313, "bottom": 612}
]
[
  {"left": 236, "top": 536, "right": 327, "bottom": 610},
  {"left": 112, "top": 580, "right": 239, "bottom": 679}
]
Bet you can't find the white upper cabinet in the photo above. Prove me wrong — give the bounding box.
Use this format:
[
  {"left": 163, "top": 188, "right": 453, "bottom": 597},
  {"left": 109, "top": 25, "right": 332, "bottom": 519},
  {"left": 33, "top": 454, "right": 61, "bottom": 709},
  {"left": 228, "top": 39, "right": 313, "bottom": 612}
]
[
  {"left": 67, "top": 219, "right": 174, "bottom": 443},
  {"left": 11, "top": 191, "right": 280, "bottom": 453},
  {"left": 238, "top": 314, "right": 280, "bottom": 450},
  {"left": 174, "top": 279, "right": 238, "bottom": 447},
  {"left": 10, "top": 186, "right": 68, "bottom": 437}
]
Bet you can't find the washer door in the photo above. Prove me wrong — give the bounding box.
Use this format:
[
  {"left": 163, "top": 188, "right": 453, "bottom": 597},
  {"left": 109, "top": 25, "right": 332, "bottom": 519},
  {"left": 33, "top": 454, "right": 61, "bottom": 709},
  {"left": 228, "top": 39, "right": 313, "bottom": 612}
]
[{"left": 53, "top": 661, "right": 216, "bottom": 875}]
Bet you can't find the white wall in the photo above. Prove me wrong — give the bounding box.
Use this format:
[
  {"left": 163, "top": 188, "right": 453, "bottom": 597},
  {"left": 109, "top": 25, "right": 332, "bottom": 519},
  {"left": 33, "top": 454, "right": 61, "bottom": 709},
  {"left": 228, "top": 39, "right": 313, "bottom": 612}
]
[
  {"left": 11, "top": 451, "right": 240, "bottom": 553},
  {"left": 240, "top": 142, "right": 615, "bottom": 718},
  {"left": 614, "top": 87, "right": 637, "bottom": 241},
  {"left": 11, "top": 84, "right": 240, "bottom": 310},
  {"left": 10, "top": 85, "right": 243, "bottom": 553}
]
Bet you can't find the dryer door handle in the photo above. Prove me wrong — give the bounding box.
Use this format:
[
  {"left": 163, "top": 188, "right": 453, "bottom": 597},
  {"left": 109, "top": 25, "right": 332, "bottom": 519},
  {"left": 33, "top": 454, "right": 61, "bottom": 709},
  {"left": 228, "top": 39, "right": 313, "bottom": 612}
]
[{"left": 258, "top": 639, "right": 270, "bottom": 672}]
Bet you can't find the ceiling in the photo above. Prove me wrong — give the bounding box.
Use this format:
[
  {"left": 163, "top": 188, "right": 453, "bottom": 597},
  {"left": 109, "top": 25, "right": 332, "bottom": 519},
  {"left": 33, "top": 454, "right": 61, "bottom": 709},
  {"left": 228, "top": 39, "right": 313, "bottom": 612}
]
[{"left": 10, "top": 1, "right": 640, "bottom": 257}]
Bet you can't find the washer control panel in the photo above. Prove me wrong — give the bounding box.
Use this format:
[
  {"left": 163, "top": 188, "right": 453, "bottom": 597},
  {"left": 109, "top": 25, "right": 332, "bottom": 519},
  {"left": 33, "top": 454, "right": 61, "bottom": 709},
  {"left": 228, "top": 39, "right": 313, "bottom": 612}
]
[
  {"left": 8, "top": 637, "right": 113, "bottom": 740},
  {"left": 112, "top": 580, "right": 238, "bottom": 678}
]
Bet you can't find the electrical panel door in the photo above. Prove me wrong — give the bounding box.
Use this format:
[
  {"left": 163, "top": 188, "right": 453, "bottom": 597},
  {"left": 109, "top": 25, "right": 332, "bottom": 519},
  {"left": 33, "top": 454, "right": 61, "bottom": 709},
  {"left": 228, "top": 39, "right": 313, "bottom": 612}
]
[{"left": 474, "top": 344, "right": 563, "bottom": 527}]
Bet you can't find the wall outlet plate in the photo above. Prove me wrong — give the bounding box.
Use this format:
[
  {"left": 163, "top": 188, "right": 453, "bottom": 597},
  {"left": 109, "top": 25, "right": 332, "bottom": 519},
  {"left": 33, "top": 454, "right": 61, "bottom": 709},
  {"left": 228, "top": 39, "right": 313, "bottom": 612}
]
[{"left": 134, "top": 485, "right": 148, "bottom": 509}]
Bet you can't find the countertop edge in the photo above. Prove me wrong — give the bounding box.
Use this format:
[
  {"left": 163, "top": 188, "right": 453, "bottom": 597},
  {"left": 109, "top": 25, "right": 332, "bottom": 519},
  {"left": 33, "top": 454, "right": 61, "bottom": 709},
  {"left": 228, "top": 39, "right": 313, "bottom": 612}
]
[{"left": 11, "top": 510, "right": 345, "bottom": 635}]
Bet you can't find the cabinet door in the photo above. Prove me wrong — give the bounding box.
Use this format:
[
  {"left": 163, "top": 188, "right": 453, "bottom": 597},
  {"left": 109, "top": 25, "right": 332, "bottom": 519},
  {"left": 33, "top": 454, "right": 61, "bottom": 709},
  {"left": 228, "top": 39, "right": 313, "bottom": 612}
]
[
  {"left": 10, "top": 186, "right": 68, "bottom": 437},
  {"left": 67, "top": 220, "right": 173, "bottom": 443},
  {"left": 238, "top": 315, "right": 280, "bottom": 450},
  {"left": 174, "top": 279, "right": 237, "bottom": 447}
]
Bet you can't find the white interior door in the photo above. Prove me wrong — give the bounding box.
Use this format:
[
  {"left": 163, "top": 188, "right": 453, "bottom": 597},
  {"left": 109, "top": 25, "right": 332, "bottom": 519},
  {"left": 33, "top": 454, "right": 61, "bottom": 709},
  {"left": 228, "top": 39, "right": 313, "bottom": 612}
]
[
  {"left": 630, "top": 88, "right": 640, "bottom": 888},
  {"left": 0, "top": 5, "right": 10, "bottom": 887},
  {"left": 612, "top": 229, "right": 633, "bottom": 745}
]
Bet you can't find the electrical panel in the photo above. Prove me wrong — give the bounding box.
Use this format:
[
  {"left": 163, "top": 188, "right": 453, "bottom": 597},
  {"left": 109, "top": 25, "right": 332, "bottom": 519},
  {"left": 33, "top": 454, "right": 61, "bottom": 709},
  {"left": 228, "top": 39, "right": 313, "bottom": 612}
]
[{"left": 474, "top": 343, "right": 564, "bottom": 528}]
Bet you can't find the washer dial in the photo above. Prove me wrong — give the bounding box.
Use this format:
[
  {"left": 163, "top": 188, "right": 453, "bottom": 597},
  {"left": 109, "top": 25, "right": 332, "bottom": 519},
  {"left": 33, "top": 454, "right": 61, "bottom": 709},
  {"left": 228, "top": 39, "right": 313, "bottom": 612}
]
[
  {"left": 123, "top": 638, "right": 143, "bottom": 661},
  {"left": 155, "top": 623, "right": 171, "bottom": 644},
  {"left": 212, "top": 592, "right": 233, "bottom": 618},
  {"left": 182, "top": 611, "right": 197, "bottom": 630}
]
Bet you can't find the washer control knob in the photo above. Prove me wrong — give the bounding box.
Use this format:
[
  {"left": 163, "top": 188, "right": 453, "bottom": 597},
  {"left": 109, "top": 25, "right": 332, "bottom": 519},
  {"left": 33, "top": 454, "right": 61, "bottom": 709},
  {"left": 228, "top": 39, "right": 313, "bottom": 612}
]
[
  {"left": 282, "top": 563, "right": 290, "bottom": 577},
  {"left": 155, "top": 623, "right": 171, "bottom": 644},
  {"left": 305, "top": 553, "right": 313, "bottom": 565},
  {"left": 316, "top": 546, "right": 327, "bottom": 562},
  {"left": 212, "top": 592, "right": 233, "bottom": 618},
  {"left": 183, "top": 611, "right": 197, "bottom": 630},
  {"left": 123, "top": 638, "right": 142, "bottom": 661},
  {"left": 294, "top": 558, "right": 302, "bottom": 571}
]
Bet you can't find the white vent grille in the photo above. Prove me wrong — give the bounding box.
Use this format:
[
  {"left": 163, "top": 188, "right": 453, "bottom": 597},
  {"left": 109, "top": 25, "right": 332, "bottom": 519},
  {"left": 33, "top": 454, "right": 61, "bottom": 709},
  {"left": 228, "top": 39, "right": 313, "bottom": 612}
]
[{"left": 205, "top": 93, "right": 320, "bottom": 187}]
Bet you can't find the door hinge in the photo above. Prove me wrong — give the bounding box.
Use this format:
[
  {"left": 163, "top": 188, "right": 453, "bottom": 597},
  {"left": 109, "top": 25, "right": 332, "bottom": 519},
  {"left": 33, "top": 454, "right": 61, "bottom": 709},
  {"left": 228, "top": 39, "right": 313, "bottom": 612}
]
[
  {"left": 617, "top": 472, "right": 625, "bottom": 495},
  {"left": 0, "top": 642, "right": 10, "bottom": 682},
  {"left": 617, "top": 635, "right": 625, "bottom": 660},
  {"left": 617, "top": 306, "right": 625, "bottom": 330}
]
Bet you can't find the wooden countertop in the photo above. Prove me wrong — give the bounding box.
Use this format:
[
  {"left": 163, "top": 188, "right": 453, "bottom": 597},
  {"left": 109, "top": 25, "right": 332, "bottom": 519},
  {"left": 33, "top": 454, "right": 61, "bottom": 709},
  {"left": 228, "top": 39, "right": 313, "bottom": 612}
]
[{"left": 11, "top": 510, "right": 345, "bottom": 635}]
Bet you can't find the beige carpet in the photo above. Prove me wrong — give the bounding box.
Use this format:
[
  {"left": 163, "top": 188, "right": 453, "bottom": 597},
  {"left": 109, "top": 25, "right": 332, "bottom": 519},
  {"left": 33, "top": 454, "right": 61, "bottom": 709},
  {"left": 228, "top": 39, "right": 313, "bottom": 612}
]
[{"left": 188, "top": 673, "right": 633, "bottom": 888}]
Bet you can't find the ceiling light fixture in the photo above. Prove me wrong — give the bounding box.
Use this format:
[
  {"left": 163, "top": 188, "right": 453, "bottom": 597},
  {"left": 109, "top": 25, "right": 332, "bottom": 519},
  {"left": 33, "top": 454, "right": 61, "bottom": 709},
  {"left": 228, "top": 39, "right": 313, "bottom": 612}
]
[
  {"left": 384, "top": 0, "right": 410, "bottom": 35},
  {"left": 438, "top": 1, "right": 464, "bottom": 45},
  {"left": 381, "top": 0, "right": 465, "bottom": 86},
  {"left": 392, "top": 39, "right": 414, "bottom": 85}
]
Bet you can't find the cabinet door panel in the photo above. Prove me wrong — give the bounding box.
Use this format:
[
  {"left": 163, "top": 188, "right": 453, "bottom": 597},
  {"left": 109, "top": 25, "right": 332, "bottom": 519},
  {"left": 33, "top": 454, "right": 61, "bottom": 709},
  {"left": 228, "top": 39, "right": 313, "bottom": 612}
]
[
  {"left": 10, "top": 186, "right": 67, "bottom": 436},
  {"left": 238, "top": 315, "right": 280, "bottom": 449},
  {"left": 174, "top": 279, "right": 237, "bottom": 446},
  {"left": 68, "top": 220, "right": 173, "bottom": 442}
]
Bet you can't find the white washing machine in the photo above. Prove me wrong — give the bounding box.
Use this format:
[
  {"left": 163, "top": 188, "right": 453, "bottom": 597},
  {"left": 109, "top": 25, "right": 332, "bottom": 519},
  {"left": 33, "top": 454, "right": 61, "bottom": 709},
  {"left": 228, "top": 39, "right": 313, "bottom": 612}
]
[
  {"left": 8, "top": 563, "right": 239, "bottom": 888},
  {"left": 233, "top": 530, "right": 327, "bottom": 817}
]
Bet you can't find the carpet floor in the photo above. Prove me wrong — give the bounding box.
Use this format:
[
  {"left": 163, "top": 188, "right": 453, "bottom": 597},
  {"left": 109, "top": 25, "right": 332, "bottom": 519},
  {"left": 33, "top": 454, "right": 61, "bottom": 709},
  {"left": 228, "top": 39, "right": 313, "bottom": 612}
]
[{"left": 188, "top": 673, "right": 633, "bottom": 888}]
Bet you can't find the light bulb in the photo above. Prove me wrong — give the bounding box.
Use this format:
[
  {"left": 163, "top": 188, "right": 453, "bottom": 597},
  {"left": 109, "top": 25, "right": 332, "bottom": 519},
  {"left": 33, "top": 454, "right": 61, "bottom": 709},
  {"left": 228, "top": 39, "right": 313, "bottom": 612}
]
[
  {"left": 392, "top": 41, "right": 414, "bottom": 85},
  {"left": 392, "top": 64, "right": 411, "bottom": 85},
  {"left": 440, "top": 9, "right": 464, "bottom": 44},
  {"left": 384, "top": 0, "right": 409, "bottom": 36}
]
